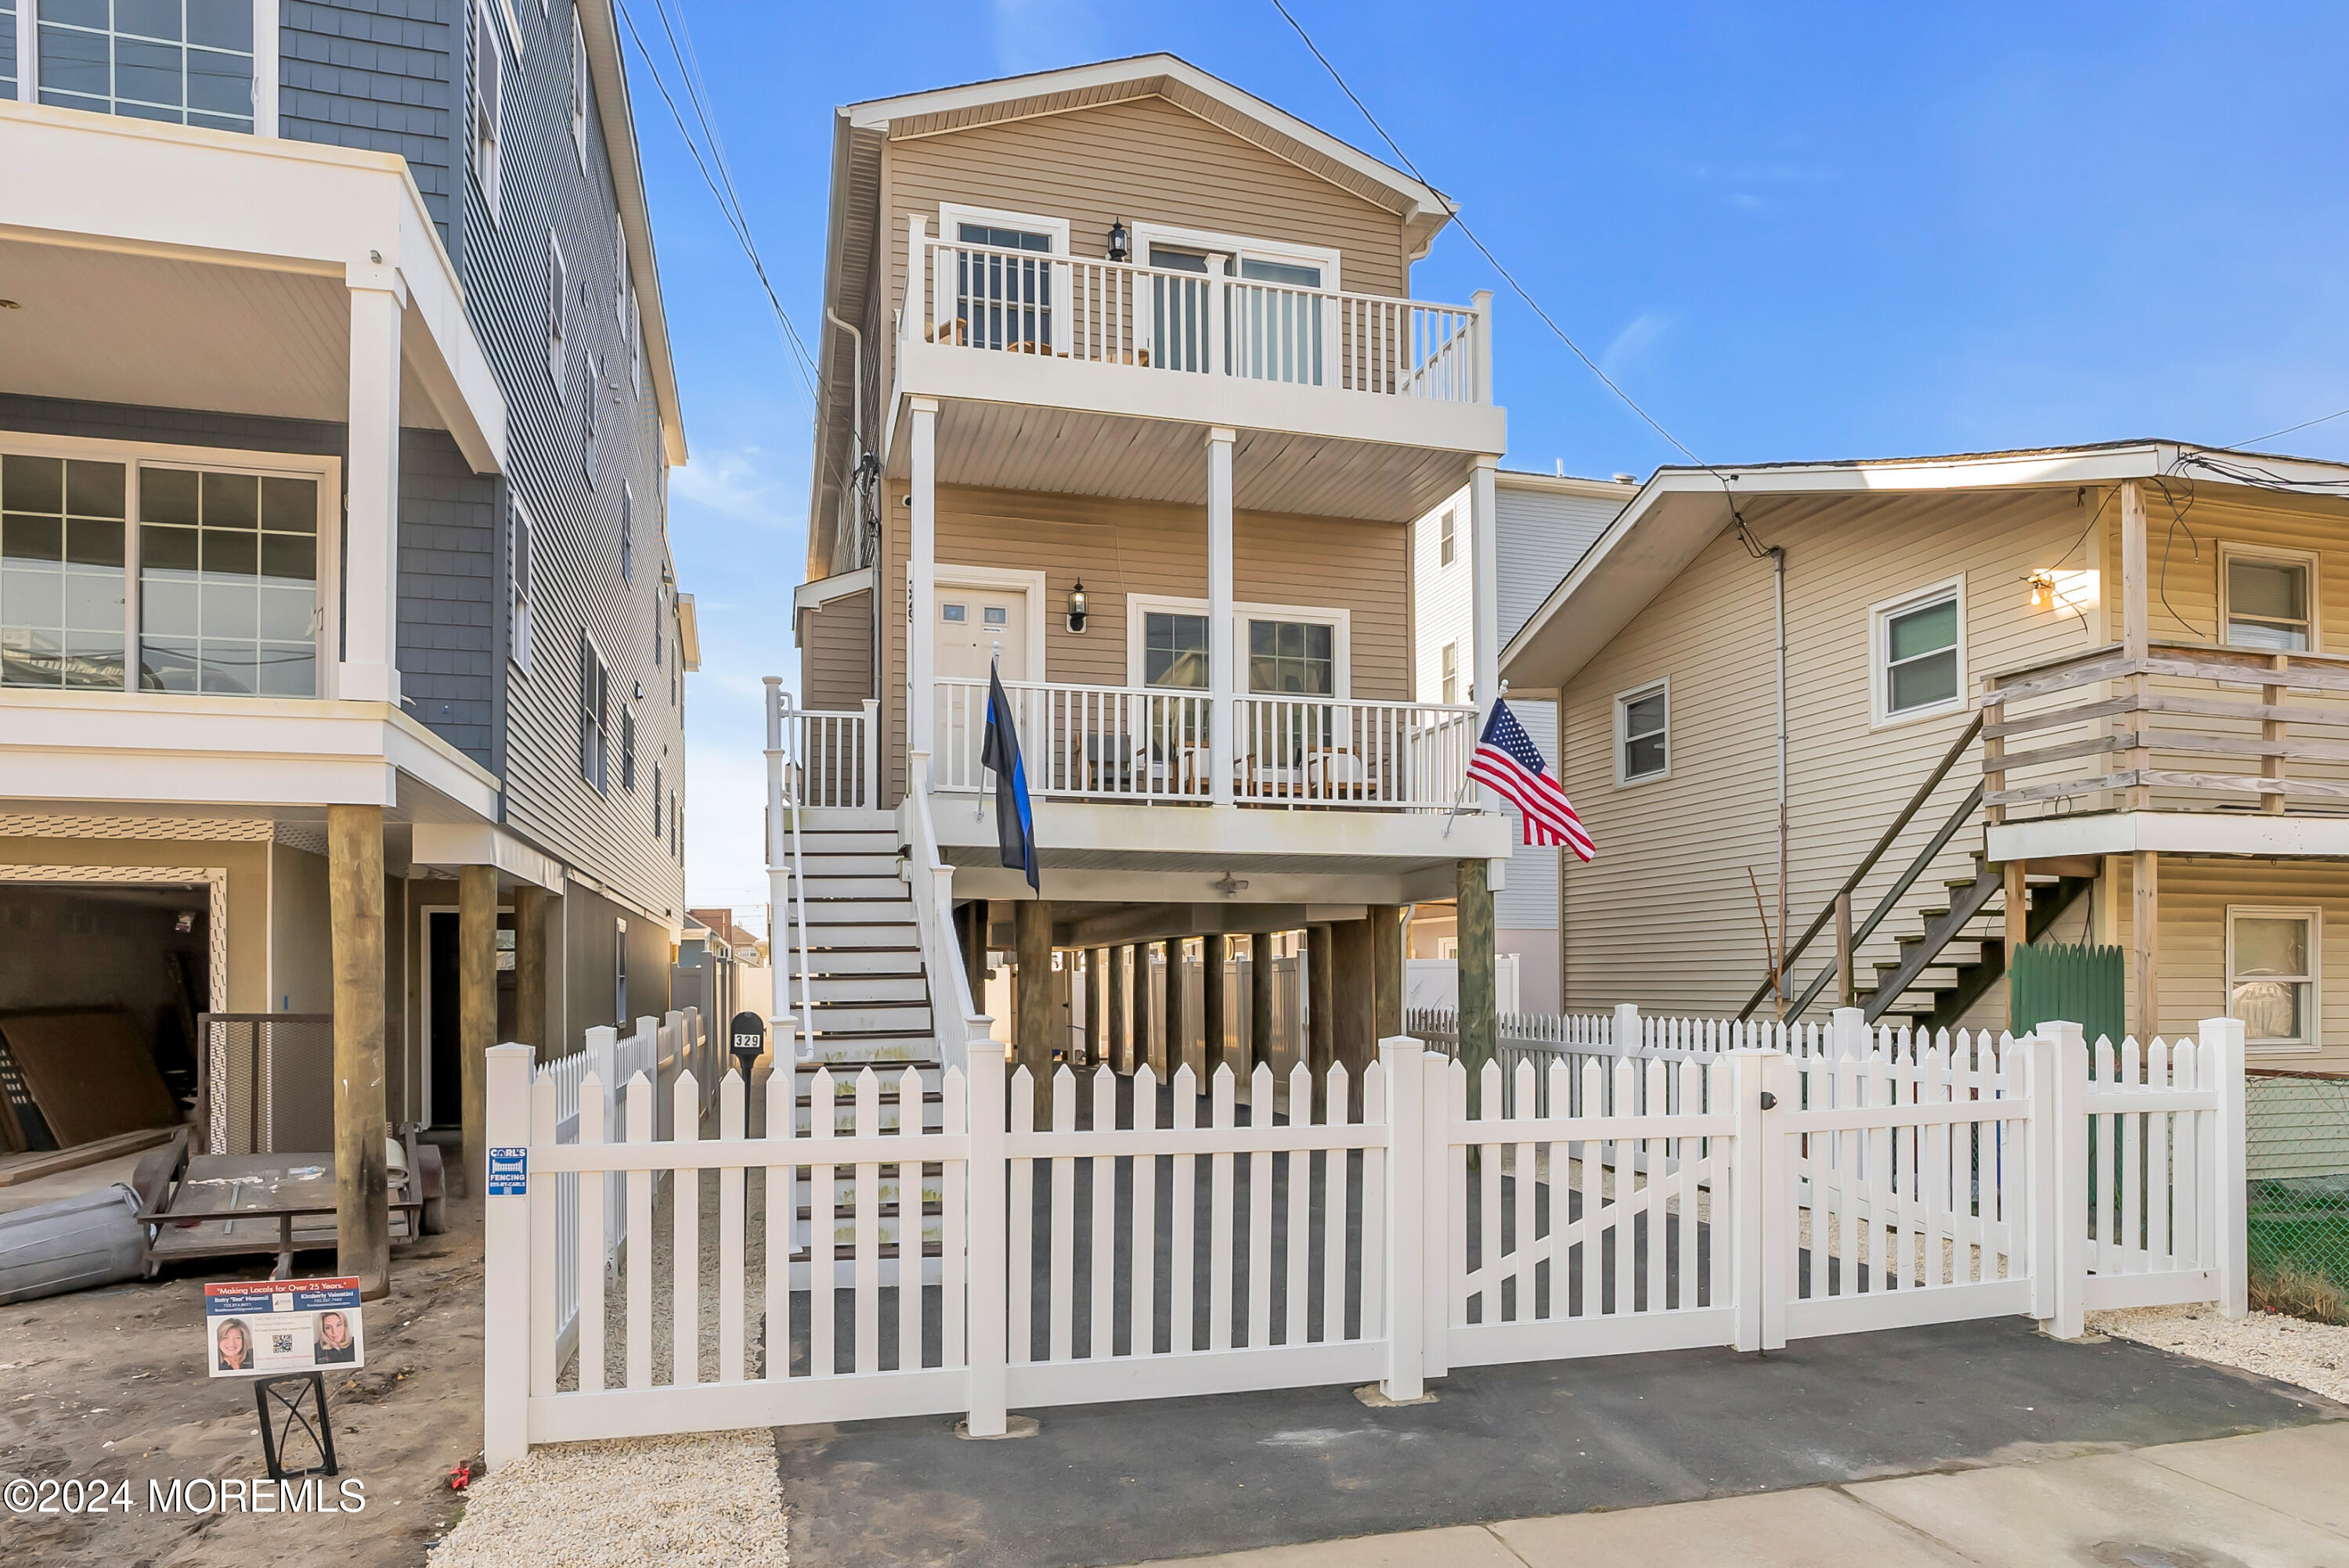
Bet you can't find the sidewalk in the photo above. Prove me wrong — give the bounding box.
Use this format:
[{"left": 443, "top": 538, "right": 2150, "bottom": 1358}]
[{"left": 1123, "top": 1421, "right": 2349, "bottom": 1568}]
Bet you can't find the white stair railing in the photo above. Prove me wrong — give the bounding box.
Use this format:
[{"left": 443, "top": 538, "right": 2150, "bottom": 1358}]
[
  {"left": 901, "top": 747, "right": 991, "bottom": 1072},
  {"left": 763, "top": 679, "right": 817, "bottom": 1062}
]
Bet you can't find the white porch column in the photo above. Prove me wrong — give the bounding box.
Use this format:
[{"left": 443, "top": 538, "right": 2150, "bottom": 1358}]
[
  {"left": 1207, "top": 425, "right": 1236, "bottom": 806},
  {"left": 908, "top": 396, "right": 940, "bottom": 785},
  {"left": 341, "top": 268, "right": 406, "bottom": 703},
  {"left": 1468, "top": 453, "right": 1500, "bottom": 710}
]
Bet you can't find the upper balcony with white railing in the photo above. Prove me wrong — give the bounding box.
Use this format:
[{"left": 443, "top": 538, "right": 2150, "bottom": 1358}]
[{"left": 893, "top": 218, "right": 1504, "bottom": 452}]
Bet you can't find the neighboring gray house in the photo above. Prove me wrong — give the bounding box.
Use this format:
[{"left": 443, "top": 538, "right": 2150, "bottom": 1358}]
[
  {"left": 1409, "top": 467, "right": 1633, "bottom": 1011},
  {"left": 0, "top": 0, "right": 691, "bottom": 1187}
]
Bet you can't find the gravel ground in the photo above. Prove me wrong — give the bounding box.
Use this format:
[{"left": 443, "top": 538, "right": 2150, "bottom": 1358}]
[
  {"left": 2091, "top": 1303, "right": 2349, "bottom": 1406},
  {"left": 425, "top": 1431, "right": 788, "bottom": 1568},
  {"left": 432, "top": 1083, "right": 791, "bottom": 1568}
]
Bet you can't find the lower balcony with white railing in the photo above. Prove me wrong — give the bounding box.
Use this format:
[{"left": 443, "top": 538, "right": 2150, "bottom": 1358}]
[{"left": 932, "top": 677, "right": 1483, "bottom": 813}]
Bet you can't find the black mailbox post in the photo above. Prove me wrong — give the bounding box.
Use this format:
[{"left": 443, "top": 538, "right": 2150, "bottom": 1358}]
[{"left": 729, "top": 1011, "right": 767, "bottom": 1079}]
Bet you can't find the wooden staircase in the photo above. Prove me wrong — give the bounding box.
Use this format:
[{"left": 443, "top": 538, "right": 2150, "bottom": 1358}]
[{"left": 1859, "top": 852, "right": 2095, "bottom": 1030}]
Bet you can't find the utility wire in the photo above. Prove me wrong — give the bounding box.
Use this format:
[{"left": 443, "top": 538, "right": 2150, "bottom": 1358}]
[
  {"left": 613, "top": 0, "right": 817, "bottom": 398},
  {"left": 2225, "top": 406, "right": 2349, "bottom": 450},
  {"left": 1266, "top": 0, "right": 1711, "bottom": 476}
]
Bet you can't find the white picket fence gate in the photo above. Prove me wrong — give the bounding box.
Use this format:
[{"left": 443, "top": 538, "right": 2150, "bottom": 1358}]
[{"left": 480, "top": 1012, "right": 2246, "bottom": 1462}]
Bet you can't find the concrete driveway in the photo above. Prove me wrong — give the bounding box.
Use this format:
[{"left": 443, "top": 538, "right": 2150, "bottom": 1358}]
[{"left": 774, "top": 1317, "right": 2346, "bottom": 1568}]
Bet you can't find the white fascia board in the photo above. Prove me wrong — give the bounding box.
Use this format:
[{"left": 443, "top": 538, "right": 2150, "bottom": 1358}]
[
  {"left": 794, "top": 568, "right": 875, "bottom": 613},
  {"left": 1497, "top": 470, "right": 1641, "bottom": 502},
  {"left": 843, "top": 54, "right": 1449, "bottom": 225},
  {"left": 0, "top": 101, "right": 507, "bottom": 474},
  {"left": 578, "top": 0, "right": 687, "bottom": 467},
  {"left": 0, "top": 691, "right": 500, "bottom": 817},
  {"left": 1989, "top": 811, "right": 2349, "bottom": 862},
  {"left": 410, "top": 823, "right": 564, "bottom": 892},
  {"left": 933, "top": 796, "right": 1514, "bottom": 863},
  {"left": 899, "top": 341, "right": 1507, "bottom": 459}
]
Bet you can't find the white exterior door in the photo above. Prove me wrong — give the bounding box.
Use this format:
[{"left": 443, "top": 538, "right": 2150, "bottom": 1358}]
[{"left": 936, "top": 589, "right": 1027, "bottom": 682}]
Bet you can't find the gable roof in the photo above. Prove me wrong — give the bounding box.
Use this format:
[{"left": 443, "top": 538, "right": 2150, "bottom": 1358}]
[{"left": 1499, "top": 439, "right": 2349, "bottom": 691}]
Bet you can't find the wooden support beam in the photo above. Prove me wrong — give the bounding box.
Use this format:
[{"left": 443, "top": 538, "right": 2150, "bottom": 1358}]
[
  {"left": 1081, "top": 948, "right": 1101, "bottom": 1069},
  {"left": 960, "top": 901, "right": 988, "bottom": 1010},
  {"left": 1106, "top": 942, "right": 1127, "bottom": 1075},
  {"left": 1835, "top": 889, "right": 1855, "bottom": 1007},
  {"left": 513, "top": 885, "right": 548, "bottom": 1062},
  {"left": 1249, "top": 931, "right": 1275, "bottom": 1073},
  {"left": 1373, "top": 905, "right": 1403, "bottom": 1044},
  {"left": 1162, "top": 936, "right": 1185, "bottom": 1081},
  {"left": 1015, "top": 901, "right": 1053, "bottom": 1103},
  {"left": 1202, "top": 932, "right": 1226, "bottom": 1080},
  {"left": 457, "top": 863, "right": 497, "bottom": 1201},
  {"left": 1129, "top": 942, "right": 1149, "bottom": 1075},
  {"left": 327, "top": 803, "right": 389, "bottom": 1299},
  {"left": 2132, "top": 849, "right": 2160, "bottom": 1041},
  {"left": 2263, "top": 654, "right": 2289, "bottom": 814},
  {"left": 1456, "top": 860, "right": 1497, "bottom": 1094},
  {"left": 1333, "top": 917, "right": 1374, "bottom": 1085},
  {"left": 2004, "top": 860, "right": 2029, "bottom": 966}
]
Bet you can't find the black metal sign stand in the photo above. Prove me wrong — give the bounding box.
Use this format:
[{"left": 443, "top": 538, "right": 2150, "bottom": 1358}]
[{"left": 254, "top": 1371, "right": 339, "bottom": 1480}]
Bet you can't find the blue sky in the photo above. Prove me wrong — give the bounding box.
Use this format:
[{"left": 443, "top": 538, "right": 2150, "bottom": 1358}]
[{"left": 642, "top": 0, "right": 2349, "bottom": 918}]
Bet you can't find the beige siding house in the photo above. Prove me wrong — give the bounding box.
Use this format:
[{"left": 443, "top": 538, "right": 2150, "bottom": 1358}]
[
  {"left": 1502, "top": 442, "right": 2349, "bottom": 1073},
  {"left": 781, "top": 56, "right": 1512, "bottom": 1093}
]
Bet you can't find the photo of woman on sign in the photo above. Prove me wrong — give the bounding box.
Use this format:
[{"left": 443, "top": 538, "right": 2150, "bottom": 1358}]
[
  {"left": 215, "top": 1319, "right": 252, "bottom": 1372},
  {"left": 313, "top": 1310, "right": 356, "bottom": 1364}
]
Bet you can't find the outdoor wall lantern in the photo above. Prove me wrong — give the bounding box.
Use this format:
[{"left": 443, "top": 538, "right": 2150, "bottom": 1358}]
[
  {"left": 1066, "top": 581, "right": 1089, "bottom": 633},
  {"left": 1106, "top": 219, "right": 1130, "bottom": 263},
  {"left": 2026, "top": 569, "right": 2058, "bottom": 610}
]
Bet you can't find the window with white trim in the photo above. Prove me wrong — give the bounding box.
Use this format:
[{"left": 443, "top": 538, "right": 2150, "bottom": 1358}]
[
  {"left": 471, "top": 2, "right": 500, "bottom": 214},
  {"left": 582, "top": 353, "right": 598, "bottom": 485},
  {"left": 547, "top": 233, "right": 566, "bottom": 396},
  {"left": 1142, "top": 611, "right": 1208, "bottom": 689},
  {"left": 1247, "top": 618, "right": 1333, "bottom": 695},
  {"left": 3, "top": 445, "right": 330, "bottom": 696},
  {"left": 1440, "top": 641, "right": 1459, "bottom": 705},
  {"left": 1438, "top": 508, "right": 1456, "bottom": 568},
  {"left": 651, "top": 761, "right": 663, "bottom": 838},
  {"left": 569, "top": 6, "right": 586, "bottom": 167},
  {"left": 34, "top": 0, "right": 258, "bottom": 132},
  {"left": 2228, "top": 907, "right": 2319, "bottom": 1051},
  {"left": 2223, "top": 545, "right": 2316, "bottom": 652},
  {"left": 507, "top": 494, "right": 533, "bottom": 669},
  {"left": 619, "top": 482, "right": 633, "bottom": 582},
  {"left": 619, "top": 707, "right": 636, "bottom": 791},
  {"left": 1617, "top": 681, "right": 1668, "bottom": 784},
  {"left": 577, "top": 629, "right": 608, "bottom": 792},
  {"left": 614, "top": 214, "right": 627, "bottom": 327},
  {"left": 1873, "top": 579, "right": 1964, "bottom": 722},
  {"left": 2, "top": 0, "right": 19, "bottom": 102}
]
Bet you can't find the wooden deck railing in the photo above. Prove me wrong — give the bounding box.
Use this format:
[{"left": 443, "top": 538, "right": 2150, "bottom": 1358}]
[{"left": 1983, "top": 640, "right": 2349, "bottom": 817}]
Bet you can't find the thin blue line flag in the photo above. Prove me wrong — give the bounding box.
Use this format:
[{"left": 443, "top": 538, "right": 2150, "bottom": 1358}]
[{"left": 980, "top": 659, "right": 1039, "bottom": 893}]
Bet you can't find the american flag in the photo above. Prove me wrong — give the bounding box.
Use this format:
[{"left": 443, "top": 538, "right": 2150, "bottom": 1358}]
[{"left": 1467, "top": 699, "right": 1595, "bottom": 862}]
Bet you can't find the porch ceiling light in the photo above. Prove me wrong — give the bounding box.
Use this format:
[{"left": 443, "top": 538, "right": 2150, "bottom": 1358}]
[{"left": 1066, "top": 580, "right": 1088, "bottom": 633}]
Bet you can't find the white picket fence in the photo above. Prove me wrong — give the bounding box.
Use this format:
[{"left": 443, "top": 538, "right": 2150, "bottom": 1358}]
[
  {"left": 480, "top": 1013, "right": 2246, "bottom": 1462},
  {"left": 532, "top": 1010, "right": 715, "bottom": 1372}
]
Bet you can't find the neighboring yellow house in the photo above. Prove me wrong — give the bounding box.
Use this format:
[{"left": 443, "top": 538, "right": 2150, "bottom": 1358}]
[{"left": 1500, "top": 441, "right": 2349, "bottom": 1072}]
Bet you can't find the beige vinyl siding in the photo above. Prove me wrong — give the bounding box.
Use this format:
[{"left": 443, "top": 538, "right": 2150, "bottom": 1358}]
[
  {"left": 1561, "top": 487, "right": 2097, "bottom": 1018},
  {"left": 877, "top": 482, "right": 1409, "bottom": 802},
  {"left": 880, "top": 94, "right": 1410, "bottom": 387},
  {"left": 2095, "top": 856, "right": 2349, "bottom": 1073},
  {"left": 2098, "top": 485, "right": 2349, "bottom": 651},
  {"left": 799, "top": 589, "right": 874, "bottom": 711}
]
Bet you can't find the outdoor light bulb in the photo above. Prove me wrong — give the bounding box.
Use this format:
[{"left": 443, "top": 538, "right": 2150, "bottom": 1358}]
[
  {"left": 1067, "top": 581, "right": 1088, "bottom": 633},
  {"left": 2027, "top": 570, "right": 2057, "bottom": 610}
]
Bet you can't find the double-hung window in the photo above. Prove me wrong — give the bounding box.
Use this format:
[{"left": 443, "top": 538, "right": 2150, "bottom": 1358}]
[
  {"left": 568, "top": 6, "right": 586, "bottom": 166},
  {"left": 2, "top": 0, "right": 19, "bottom": 100},
  {"left": 940, "top": 205, "right": 1067, "bottom": 355},
  {"left": 619, "top": 483, "right": 633, "bottom": 582},
  {"left": 471, "top": 2, "right": 500, "bottom": 214},
  {"left": 34, "top": 0, "right": 258, "bottom": 132},
  {"left": 1142, "top": 611, "right": 1209, "bottom": 690},
  {"left": 548, "top": 235, "right": 567, "bottom": 397},
  {"left": 2223, "top": 546, "right": 2316, "bottom": 652},
  {"left": 1617, "top": 680, "right": 1667, "bottom": 784},
  {"left": 1248, "top": 618, "right": 1335, "bottom": 697},
  {"left": 1873, "top": 579, "right": 1964, "bottom": 723},
  {"left": 619, "top": 708, "right": 636, "bottom": 791},
  {"left": 651, "top": 761, "right": 662, "bottom": 838},
  {"left": 1440, "top": 641, "right": 1460, "bottom": 705},
  {"left": 577, "top": 631, "right": 608, "bottom": 792},
  {"left": 582, "top": 353, "right": 598, "bottom": 485},
  {"left": 1438, "top": 508, "right": 1456, "bottom": 568},
  {"left": 507, "top": 496, "right": 533, "bottom": 669},
  {"left": 2228, "top": 907, "right": 2319, "bottom": 1051}
]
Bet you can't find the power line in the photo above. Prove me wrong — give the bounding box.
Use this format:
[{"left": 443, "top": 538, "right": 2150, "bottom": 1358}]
[
  {"left": 612, "top": 0, "right": 816, "bottom": 398},
  {"left": 1265, "top": 0, "right": 1711, "bottom": 474},
  {"left": 2225, "top": 406, "right": 2349, "bottom": 449}
]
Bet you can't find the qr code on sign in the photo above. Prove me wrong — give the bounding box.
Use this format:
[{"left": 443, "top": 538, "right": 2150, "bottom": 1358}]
[{"left": 272, "top": 1334, "right": 295, "bottom": 1354}]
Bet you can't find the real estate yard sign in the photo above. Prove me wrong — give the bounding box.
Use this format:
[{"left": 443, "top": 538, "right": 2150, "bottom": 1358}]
[{"left": 205, "top": 1278, "right": 365, "bottom": 1377}]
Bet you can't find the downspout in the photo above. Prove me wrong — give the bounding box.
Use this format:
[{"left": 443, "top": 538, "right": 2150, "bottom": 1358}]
[
  {"left": 1772, "top": 545, "right": 1789, "bottom": 1019},
  {"left": 826, "top": 308, "right": 881, "bottom": 723}
]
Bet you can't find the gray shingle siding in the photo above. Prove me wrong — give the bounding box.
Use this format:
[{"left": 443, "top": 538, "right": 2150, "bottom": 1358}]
[
  {"left": 277, "top": 0, "right": 459, "bottom": 243},
  {"left": 397, "top": 428, "right": 500, "bottom": 769}
]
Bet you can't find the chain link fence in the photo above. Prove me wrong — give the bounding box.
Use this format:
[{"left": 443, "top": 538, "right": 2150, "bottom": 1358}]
[{"left": 2246, "top": 1070, "right": 2349, "bottom": 1323}]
